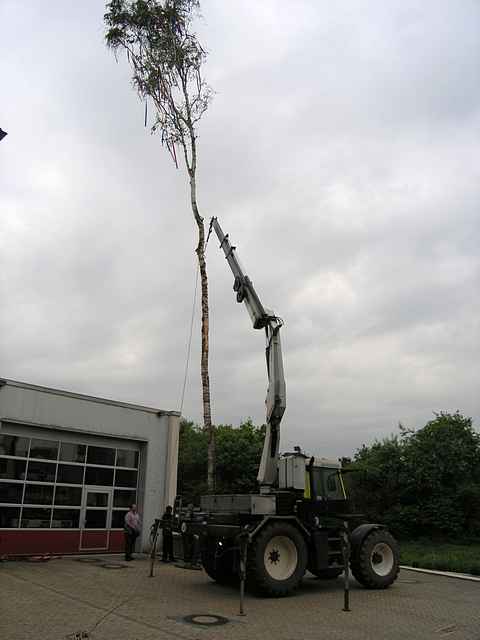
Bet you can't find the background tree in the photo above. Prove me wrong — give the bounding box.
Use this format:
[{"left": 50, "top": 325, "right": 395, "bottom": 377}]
[
  {"left": 178, "top": 419, "right": 265, "bottom": 504},
  {"left": 345, "top": 434, "right": 408, "bottom": 533},
  {"left": 104, "top": 0, "right": 216, "bottom": 490},
  {"left": 347, "top": 412, "right": 480, "bottom": 539}
]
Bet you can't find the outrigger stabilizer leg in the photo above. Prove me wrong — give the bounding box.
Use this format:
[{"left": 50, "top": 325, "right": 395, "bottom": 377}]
[{"left": 238, "top": 531, "right": 249, "bottom": 616}]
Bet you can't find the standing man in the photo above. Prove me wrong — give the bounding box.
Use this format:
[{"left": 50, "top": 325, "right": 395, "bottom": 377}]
[
  {"left": 161, "top": 505, "right": 174, "bottom": 562},
  {"left": 124, "top": 503, "right": 141, "bottom": 561}
]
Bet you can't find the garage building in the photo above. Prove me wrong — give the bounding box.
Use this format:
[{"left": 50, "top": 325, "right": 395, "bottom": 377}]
[{"left": 0, "top": 378, "right": 180, "bottom": 556}]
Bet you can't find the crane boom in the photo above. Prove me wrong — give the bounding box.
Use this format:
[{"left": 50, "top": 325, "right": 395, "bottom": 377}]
[{"left": 211, "top": 217, "right": 286, "bottom": 488}]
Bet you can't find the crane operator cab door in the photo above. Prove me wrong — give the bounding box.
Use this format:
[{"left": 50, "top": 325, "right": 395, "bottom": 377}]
[
  {"left": 299, "top": 458, "right": 350, "bottom": 577},
  {"left": 308, "top": 464, "right": 347, "bottom": 502}
]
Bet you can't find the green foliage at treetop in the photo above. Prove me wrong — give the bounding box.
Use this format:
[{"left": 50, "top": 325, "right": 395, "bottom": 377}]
[
  {"left": 177, "top": 419, "right": 265, "bottom": 504},
  {"left": 346, "top": 412, "right": 480, "bottom": 539}
]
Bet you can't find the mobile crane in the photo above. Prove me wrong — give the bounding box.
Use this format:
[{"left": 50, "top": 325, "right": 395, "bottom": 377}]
[{"left": 179, "top": 218, "right": 400, "bottom": 597}]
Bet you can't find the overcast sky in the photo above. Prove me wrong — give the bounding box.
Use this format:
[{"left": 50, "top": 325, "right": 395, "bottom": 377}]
[{"left": 1, "top": 0, "right": 479, "bottom": 458}]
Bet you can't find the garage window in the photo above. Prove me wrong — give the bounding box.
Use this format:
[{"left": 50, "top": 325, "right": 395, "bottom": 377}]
[
  {"left": 111, "top": 510, "right": 128, "bottom": 528},
  {"left": 0, "top": 432, "right": 140, "bottom": 530},
  {"left": 52, "top": 509, "right": 80, "bottom": 528},
  {"left": 0, "top": 458, "right": 26, "bottom": 480},
  {"left": 115, "top": 469, "right": 137, "bottom": 488},
  {"left": 0, "top": 435, "right": 29, "bottom": 457},
  {"left": 57, "top": 464, "right": 84, "bottom": 485},
  {"left": 24, "top": 484, "right": 54, "bottom": 505},
  {"left": 114, "top": 489, "right": 136, "bottom": 508},
  {"left": 85, "top": 466, "right": 114, "bottom": 486},
  {"left": 54, "top": 486, "right": 82, "bottom": 506},
  {"left": 116, "top": 449, "right": 138, "bottom": 468},
  {"left": 85, "top": 510, "right": 107, "bottom": 528},
  {"left": 21, "top": 507, "right": 52, "bottom": 528},
  {"left": 0, "top": 482, "right": 23, "bottom": 504},
  {"left": 29, "top": 438, "right": 59, "bottom": 461},
  {"left": 27, "top": 461, "right": 56, "bottom": 483},
  {"left": 59, "top": 443, "right": 86, "bottom": 464},
  {"left": 87, "top": 446, "right": 115, "bottom": 466},
  {"left": 0, "top": 507, "right": 20, "bottom": 527}
]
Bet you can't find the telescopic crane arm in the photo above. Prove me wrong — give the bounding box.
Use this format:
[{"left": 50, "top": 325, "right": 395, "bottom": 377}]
[{"left": 211, "top": 217, "right": 286, "bottom": 488}]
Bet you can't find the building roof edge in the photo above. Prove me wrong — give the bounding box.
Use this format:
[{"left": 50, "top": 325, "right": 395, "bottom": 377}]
[{"left": 0, "top": 377, "right": 180, "bottom": 417}]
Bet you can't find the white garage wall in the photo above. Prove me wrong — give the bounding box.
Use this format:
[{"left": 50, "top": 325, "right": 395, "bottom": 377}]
[{"left": 0, "top": 379, "right": 180, "bottom": 550}]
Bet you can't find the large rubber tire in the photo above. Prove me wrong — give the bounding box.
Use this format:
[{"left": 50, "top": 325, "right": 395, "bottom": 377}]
[
  {"left": 309, "top": 567, "right": 343, "bottom": 579},
  {"left": 350, "top": 529, "right": 400, "bottom": 589},
  {"left": 247, "top": 521, "right": 308, "bottom": 597},
  {"left": 201, "top": 538, "right": 238, "bottom": 586}
]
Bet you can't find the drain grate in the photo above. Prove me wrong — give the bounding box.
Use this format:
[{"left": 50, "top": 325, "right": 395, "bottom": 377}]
[
  {"left": 75, "top": 558, "right": 128, "bottom": 569},
  {"left": 75, "top": 558, "right": 101, "bottom": 564},
  {"left": 435, "top": 624, "right": 457, "bottom": 635},
  {"left": 182, "top": 614, "right": 229, "bottom": 627}
]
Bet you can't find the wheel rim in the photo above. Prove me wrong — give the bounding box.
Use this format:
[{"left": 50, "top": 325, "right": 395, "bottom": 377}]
[
  {"left": 264, "top": 535, "right": 298, "bottom": 581},
  {"left": 370, "top": 542, "right": 394, "bottom": 576}
]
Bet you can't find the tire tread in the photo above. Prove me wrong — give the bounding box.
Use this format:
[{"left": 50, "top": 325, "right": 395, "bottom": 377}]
[
  {"left": 351, "top": 529, "right": 400, "bottom": 589},
  {"left": 246, "top": 521, "right": 307, "bottom": 597}
]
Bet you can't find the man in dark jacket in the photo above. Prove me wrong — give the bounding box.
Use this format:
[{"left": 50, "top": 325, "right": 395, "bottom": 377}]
[{"left": 161, "top": 505, "right": 174, "bottom": 562}]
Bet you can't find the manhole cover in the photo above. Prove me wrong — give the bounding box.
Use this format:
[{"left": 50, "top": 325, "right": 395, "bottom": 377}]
[
  {"left": 183, "top": 614, "right": 229, "bottom": 627},
  {"left": 174, "top": 562, "right": 202, "bottom": 571},
  {"left": 101, "top": 563, "right": 127, "bottom": 569}
]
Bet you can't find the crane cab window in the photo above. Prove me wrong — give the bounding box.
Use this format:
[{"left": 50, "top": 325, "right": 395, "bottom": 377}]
[
  {"left": 325, "top": 471, "right": 346, "bottom": 499},
  {"left": 310, "top": 467, "right": 346, "bottom": 500}
]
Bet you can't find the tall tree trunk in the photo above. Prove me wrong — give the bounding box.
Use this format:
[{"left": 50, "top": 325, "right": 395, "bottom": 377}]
[
  {"left": 105, "top": 0, "right": 215, "bottom": 491},
  {"left": 189, "top": 168, "right": 215, "bottom": 493}
]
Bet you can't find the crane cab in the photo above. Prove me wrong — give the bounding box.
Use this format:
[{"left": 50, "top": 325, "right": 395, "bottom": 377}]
[{"left": 278, "top": 452, "right": 347, "bottom": 502}]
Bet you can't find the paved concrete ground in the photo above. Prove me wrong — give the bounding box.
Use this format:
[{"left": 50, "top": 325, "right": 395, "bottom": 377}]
[{"left": 0, "top": 555, "right": 478, "bottom": 640}]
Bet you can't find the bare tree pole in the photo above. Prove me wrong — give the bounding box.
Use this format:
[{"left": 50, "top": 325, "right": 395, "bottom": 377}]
[{"left": 105, "top": 0, "right": 215, "bottom": 491}]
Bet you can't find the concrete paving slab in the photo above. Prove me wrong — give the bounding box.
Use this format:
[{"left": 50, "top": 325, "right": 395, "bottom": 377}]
[{"left": 0, "top": 555, "right": 478, "bottom": 640}]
